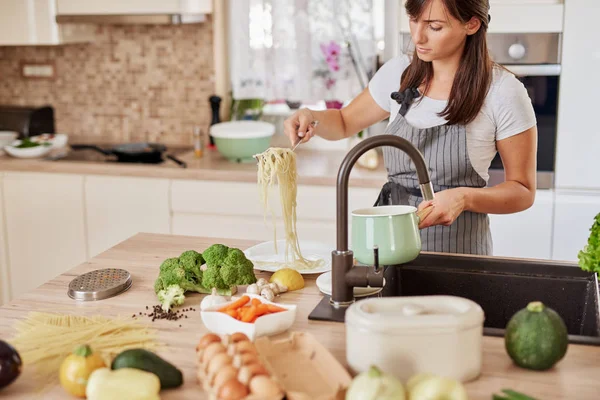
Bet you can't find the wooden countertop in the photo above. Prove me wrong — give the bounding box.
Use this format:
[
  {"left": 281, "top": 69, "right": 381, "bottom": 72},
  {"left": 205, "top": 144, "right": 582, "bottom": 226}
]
[
  {"left": 0, "top": 139, "right": 388, "bottom": 188},
  {"left": 0, "top": 233, "right": 598, "bottom": 399}
]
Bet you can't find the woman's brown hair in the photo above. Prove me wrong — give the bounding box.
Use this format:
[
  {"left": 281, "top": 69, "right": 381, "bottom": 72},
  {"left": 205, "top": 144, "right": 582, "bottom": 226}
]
[{"left": 401, "top": 0, "right": 493, "bottom": 125}]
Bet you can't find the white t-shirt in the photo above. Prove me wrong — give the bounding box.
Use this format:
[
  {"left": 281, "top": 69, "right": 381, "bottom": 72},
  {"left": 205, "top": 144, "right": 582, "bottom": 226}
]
[{"left": 368, "top": 53, "right": 537, "bottom": 183}]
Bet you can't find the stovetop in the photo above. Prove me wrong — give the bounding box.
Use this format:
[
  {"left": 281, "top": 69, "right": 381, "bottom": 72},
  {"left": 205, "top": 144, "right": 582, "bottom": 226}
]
[{"left": 49, "top": 144, "right": 191, "bottom": 164}]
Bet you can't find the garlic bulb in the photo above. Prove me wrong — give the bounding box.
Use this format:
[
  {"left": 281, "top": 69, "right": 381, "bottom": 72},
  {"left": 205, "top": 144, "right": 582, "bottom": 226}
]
[{"left": 200, "top": 288, "right": 228, "bottom": 310}]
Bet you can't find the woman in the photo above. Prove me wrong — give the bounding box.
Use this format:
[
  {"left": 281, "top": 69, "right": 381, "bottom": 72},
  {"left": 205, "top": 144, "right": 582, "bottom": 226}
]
[{"left": 283, "top": 0, "right": 537, "bottom": 256}]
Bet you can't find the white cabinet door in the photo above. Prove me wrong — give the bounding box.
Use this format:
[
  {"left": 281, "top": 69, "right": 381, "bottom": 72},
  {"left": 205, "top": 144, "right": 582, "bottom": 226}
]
[
  {"left": 2, "top": 172, "right": 87, "bottom": 299},
  {"left": 0, "top": 0, "right": 93, "bottom": 45},
  {"left": 0, "top": 173, "right": 9, "bottom": 305},
  {"left": 552, "top": 190, "right": 600, "bottom": 262},
  {"left": 56, "top": 0, "right": 212, "bottom": 15},
  {"left": 554, "top": 0, "right": 600, "bottom": 190},
  {"left": 170, "top": 179, "right": 380, "bottom": 248},
  {"left": 489, "top": 190, "right": 554, "bottom": 259},
  {"left": 85, "top": 176, "right": 171, "bottom": 258},
  {"left": 172, "top": 213, "right": 337, "bottom": 248}
]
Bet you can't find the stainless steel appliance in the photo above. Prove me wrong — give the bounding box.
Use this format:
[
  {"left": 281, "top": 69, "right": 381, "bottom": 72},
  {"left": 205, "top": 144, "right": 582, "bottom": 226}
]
[{"left": 399, "top": 32, "right": 562, "bottom": 189}]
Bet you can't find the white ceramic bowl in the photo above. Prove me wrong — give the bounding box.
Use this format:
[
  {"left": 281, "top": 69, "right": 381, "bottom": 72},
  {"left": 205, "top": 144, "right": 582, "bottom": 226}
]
[
  {"left": 200, "top": 293, "right": 296, "bottom": 341},
  {"left": 0, "top": 131, "right": 18, "bottom": 149},
  {"left": 4, "top": 139, "right": 53, "bottom": 158},
  {"left": 32, "top": 133, "right": 68, "bottom": 149}
]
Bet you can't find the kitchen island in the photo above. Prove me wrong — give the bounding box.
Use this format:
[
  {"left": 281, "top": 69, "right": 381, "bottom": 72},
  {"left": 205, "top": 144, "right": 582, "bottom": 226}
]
[{"left": 0, "top": 233, "right": 598, "bottom": 399}]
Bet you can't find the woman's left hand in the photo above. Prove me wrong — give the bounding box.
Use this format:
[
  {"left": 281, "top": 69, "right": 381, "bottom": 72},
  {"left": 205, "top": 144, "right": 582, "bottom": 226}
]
[{"left": 417, "top": 188, "right": 467, "bottom": 229}]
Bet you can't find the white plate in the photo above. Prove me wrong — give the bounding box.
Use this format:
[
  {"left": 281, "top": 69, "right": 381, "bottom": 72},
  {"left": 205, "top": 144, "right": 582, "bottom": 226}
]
[
  {"left": 244, "top": 240, "right": 332, "bottom": 275},
  {"left": 316, "top": 271, "right": 384, "bottom": 298}
]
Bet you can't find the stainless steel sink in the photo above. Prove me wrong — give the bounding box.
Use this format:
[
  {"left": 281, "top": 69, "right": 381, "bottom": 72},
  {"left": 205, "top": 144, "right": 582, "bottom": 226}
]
[{"left": 309, "top": 253, "right": 600, "bottom": 346}]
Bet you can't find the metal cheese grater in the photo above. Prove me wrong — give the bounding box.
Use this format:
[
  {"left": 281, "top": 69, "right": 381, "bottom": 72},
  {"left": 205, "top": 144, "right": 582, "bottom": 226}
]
[{"left": 67, "top": 268, "right": 132, "bottom": 301}]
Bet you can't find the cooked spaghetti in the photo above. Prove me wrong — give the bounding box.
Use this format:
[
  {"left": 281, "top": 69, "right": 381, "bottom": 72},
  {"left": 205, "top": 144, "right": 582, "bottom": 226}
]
[{"left": 255, "top": 147, "right": 325, "bottom": 270}]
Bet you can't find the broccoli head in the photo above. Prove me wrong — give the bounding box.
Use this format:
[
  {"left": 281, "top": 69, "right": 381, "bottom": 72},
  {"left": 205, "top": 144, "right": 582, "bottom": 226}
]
[
  {"left": 221, "top": 248, "right": 257, "bottom": 286},
  {"left": 157, "top": 284, "right": 185, "bottom": 312},
  {"left": 159, "top": 257, "right": 180, "bottom": 273},
  {"left": 179, "top": 250, "right": 204, "bottom": 287},
  {"left": 202, "top": 244, "right": 229, "bottom": 266},
  {"left": 155, "top": 245, "right": 255, "bottom": 299}
]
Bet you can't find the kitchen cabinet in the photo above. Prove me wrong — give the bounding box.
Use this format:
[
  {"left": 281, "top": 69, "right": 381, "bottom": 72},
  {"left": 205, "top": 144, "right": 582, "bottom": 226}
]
[
  {"left": 55, "top": 0, "right": 212, "bottom": 16},
  {"left": 554, "top": 0, "right": 600, "bottom": 190},
  {"left": 2, "top": 172, "right": 87, "bottom": 300},
  {"left": 0, "top": 0, "right": 94, "bottom": 46},
  {"left": 170, "top": 179, "right": 381, "bottom": 247},
  {"left": 552, "top": 190, "right": 600, "bottom": 262},
  {"left": 488, "top": 190, "right": 554, "bottom": 260},
  {"left": 398, "top": 2, "right": 564, "bottom": 34},
  {"left": 84, "top": 176, "right": 171, "bottom": 258},
  {"left": 0, "top": 173, "right": 9, "bottom": 305}
]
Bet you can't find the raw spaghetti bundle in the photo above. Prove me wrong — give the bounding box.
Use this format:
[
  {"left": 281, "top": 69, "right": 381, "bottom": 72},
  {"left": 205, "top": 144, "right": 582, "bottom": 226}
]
[
  {"left": 10, "top": 312, "right": 161, "bottom": 390},
  {"left": 255, "top": 147, "right": 325, "bottom": 270}
]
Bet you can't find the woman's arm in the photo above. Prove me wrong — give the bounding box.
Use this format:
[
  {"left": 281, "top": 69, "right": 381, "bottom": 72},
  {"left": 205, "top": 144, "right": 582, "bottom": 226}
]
[
  {"left": 464, "top": 125, "right": 537, "bottom": 213},
  {"left": 283, "top": 87, "right": 389, "bottom": 143},
  {"left": 418, "top": 126, "right": 537, "bottom": 228}
]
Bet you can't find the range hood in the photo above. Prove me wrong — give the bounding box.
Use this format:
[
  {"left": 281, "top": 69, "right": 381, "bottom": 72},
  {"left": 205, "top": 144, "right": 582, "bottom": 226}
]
[{"left": 55, "top": 0, "right": 212, "bottom": 25}]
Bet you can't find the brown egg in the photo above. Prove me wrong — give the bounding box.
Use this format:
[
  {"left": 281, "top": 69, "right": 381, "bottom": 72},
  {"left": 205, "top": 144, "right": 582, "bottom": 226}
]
[
  {"left": 212, "top": 365, "right": 239, "bottom": 392},
  {"left": 228, "top": 340, "right": 258, "bottom": 357},
  {"left": 207, "top": 353, "right": 233, "bottom": 378},
  {"left": 249, "top": 375, "right": 284, "bottom": 399},
  {"left": 231, "top": 332, "right": 250, "bottom": 343},
  {"left": 218, "top": 378, "right": 249, "bottom": 400},
  {"left": 197, "top": 333, "right": 222, "bottom": 353},
  {"left": 201, "top": 342, "right": 226, "bottom": 365},
  {"left": 232, "top": 352, "right": 259, "bottom": 369},
  {"left": 237, "top": 362, "right": 269, "bottom": 386}
]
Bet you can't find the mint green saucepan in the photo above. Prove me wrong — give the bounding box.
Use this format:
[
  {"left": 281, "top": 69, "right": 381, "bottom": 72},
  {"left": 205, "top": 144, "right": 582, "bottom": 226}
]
[{"left": 351, "top": 205, "right": 433, "bottom": 266}]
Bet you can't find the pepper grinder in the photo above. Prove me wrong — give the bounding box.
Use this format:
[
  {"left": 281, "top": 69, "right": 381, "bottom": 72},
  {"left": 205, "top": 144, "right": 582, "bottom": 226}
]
[{"left": 209, "top": 95, "right": 222, "bottom": 150}]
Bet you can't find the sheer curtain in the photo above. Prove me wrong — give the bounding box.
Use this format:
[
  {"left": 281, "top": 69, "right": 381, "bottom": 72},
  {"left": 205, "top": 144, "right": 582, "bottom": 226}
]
[{"left": 228, "top": 0, "right": 377, "bottom": 103}]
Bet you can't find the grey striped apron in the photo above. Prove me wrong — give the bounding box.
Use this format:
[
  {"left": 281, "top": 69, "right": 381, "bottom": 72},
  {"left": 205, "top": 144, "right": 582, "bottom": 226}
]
[{"left": 375, "top": 87, "right": 493, "bottom": 255}]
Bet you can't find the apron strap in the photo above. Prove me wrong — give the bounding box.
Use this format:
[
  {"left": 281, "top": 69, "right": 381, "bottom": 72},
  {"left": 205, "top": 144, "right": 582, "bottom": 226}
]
[{"left": 390, "top": 87, "right": 420, "bottom": 117}]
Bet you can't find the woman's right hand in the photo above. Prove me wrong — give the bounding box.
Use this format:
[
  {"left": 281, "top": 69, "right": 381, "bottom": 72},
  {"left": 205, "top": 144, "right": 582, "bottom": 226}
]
[{"left": 283, "top": 108, "right": 318, "bottom": 146}]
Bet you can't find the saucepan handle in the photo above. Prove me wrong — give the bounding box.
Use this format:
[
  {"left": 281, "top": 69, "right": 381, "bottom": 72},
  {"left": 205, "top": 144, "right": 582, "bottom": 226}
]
[{"left": 416, "top": 204, "right": 434, "bottom": 223}]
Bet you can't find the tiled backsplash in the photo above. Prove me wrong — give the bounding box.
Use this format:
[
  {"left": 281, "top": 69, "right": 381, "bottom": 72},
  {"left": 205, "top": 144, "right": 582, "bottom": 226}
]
[{"left": 0, "top": 23, "right": 215, "bottom": 146}]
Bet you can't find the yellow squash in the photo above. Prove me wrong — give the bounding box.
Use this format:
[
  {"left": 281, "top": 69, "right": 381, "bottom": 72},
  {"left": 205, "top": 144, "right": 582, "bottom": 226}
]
[{"left": 59, "top": 344, "right": 106, "bottom": 397}]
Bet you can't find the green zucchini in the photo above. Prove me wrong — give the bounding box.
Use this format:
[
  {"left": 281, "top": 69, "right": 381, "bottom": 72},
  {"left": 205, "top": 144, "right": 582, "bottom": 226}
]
[
  {"left": 505, "top": 301, "right": 569, "bottom": 371},
  {"left": 111, "top": 349, "right": 183, "bottom": 389}
]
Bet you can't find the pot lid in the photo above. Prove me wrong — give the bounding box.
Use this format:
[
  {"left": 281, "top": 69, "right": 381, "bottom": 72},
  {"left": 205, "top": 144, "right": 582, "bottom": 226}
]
[
  {"left": 345, "top": 295, "right": 484, "bottom": 333},
  {"left": 210, "top": 121, "right": 275, "bottom": 139}
]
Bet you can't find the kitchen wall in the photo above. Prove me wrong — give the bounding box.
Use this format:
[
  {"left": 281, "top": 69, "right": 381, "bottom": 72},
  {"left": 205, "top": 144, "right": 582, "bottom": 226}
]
[{"left": 0, "top": 22, "right": 215, "bottom": 146}]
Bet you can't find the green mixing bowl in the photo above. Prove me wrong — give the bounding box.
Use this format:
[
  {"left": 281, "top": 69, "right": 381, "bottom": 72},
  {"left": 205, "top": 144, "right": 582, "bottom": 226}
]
[
  {"left": 351, "top": 205, "right": 423, "bottom": 266},
  {"left": 210, "top": 121, "right": 275, "bottom": 163}
]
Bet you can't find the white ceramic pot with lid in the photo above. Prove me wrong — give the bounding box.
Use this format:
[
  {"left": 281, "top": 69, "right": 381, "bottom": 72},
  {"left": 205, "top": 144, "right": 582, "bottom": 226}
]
[{"left": 345, "top": 295, "right": 485, "bottom": 383}]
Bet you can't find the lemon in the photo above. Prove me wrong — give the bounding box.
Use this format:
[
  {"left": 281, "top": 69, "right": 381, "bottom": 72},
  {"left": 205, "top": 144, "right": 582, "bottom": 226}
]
[{"left": 270, "top": 268, "right": 305, "bottom": 291}]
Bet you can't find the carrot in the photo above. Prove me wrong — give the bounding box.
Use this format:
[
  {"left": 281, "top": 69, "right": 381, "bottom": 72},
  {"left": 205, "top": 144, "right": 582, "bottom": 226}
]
[
  {"left": 219, "top": 295, "right": 250, "bottom": 312},
  {"left": 256, "top": 304, "right": 270, "bottom": 317},
  {"left": 251, "top": 298, "right": 262, "bottom": 306},
  {"left": 266, "top": 304, "right": 287, "bottom": 313},
  {"left": 225, "top": 309, "right": 237, "bottom": 319},
  {"left": 241, "top": 305, "right": 258, "bottom": 323}
]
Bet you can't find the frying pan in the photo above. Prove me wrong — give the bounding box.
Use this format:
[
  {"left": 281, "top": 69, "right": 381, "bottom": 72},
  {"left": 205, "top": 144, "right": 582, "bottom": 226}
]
[{"left": 70, "top": 143, "right": 187, "bottom": 168}]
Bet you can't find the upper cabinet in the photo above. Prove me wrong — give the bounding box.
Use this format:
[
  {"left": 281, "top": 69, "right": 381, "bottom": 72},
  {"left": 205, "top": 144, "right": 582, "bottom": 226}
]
[
  {"left": 55, "top": 0, "right": 213, "bottom": 24},
  {"left": 0, "top": 0, "right": 94, "bottom": 46},
  {"left": 398, "top": 1, "right": 564, "bottom": 34}
]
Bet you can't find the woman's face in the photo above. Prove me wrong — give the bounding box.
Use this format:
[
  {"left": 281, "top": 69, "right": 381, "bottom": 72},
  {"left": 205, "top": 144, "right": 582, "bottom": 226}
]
[{"left": 408, "top": 0, "right": 477, "bottom": 63}]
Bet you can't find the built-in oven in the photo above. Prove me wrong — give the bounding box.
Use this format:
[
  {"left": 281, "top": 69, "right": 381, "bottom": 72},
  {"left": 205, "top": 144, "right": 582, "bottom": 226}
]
[{"left": 398, "top": 32, "right": 562, "bottom": 189}]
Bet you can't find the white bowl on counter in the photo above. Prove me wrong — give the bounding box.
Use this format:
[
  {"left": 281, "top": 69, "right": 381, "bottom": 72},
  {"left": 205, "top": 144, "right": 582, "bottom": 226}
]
[
  {"left": 4, "top": 140, "right": 53, "bottom": 158},
  {"left": 200, "top": 293, "right": 296, "bottom": 341},
  {"left": 345, "top": 295, "right": 484, "bottom": 383},
  {"left": 0, "top": 131, "right": 18, "bottom": 153}
]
